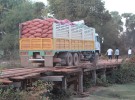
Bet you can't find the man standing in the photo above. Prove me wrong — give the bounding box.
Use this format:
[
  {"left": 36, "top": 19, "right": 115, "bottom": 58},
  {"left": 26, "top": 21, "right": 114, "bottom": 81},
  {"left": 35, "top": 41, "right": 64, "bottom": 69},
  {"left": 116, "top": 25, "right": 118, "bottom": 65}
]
[
  {"left": 106, "top": 48, "right": 113, "bottom": 61},
  {"left": 114, "top": 48, "right": 119, "bottom": 62},
  {"left": 128, "top": 48, "right": 132, "bottom": 58}
]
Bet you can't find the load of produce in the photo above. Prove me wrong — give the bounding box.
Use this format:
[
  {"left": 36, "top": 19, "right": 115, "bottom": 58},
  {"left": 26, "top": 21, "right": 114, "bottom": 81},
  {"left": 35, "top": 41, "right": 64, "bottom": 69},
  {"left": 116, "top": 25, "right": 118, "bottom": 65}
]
[{"left": 20, "top": 18, "right": 73, "bottom": 38}]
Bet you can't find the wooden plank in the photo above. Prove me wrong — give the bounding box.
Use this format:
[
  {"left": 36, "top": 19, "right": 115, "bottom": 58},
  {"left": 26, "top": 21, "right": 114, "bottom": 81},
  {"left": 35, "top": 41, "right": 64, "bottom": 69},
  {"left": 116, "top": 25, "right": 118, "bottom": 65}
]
[
  {"left": 0, "top": 68, "right": 50, "bottom": 78},
  {"left": 40, "top": 76, "right": 64, "bottom": 81},
  {"left": 0, "top": 79, "right": 12, "bottom": 84},
  {"left": 2, "top": 68, "right": 30, "bottom": 72},
  {"left": 10, "top": 73, "right": 40, "bottom": 80},
  {"left": 1, "top": 69, "right": 36, "bottom": 75},
  {"left": 53, "top": 68, "right": 81, "bottom": 74}
]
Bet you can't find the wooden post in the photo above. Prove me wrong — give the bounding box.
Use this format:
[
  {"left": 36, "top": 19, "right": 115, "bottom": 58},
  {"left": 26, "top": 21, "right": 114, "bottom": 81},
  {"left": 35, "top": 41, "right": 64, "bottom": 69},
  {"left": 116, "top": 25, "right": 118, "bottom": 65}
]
[
  {"left": 78, "top": 70, "right": 83, "bottom": 93},
  {"left": 22, "top": 79, "right": 27, "bottom": 89},
  {"left": 62, "top": 77, "right": 67, "bottom": 90},
  {"left": 101, "top": 69, "right": 106, "bottom": 82},
  {"left": 92, "top": 70, "right": 97, "bottom": 85},
  {"left": 92, "top": 53, "right": 98, "bottom": 67},
  {"left": 44, "top": 56, "right": 53, "bottom": 67}
]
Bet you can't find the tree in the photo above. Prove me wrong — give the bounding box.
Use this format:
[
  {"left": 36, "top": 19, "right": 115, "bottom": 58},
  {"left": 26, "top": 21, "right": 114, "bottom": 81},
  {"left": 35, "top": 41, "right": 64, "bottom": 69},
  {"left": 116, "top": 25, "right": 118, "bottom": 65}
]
[
  {"left": 0, "top": 0, "right": 46, "bottom": 59},
  {"left": 122, "top": 13, "right": 135, "bottom": 47},
  {"left": 101, "top": 20, "right": 121, "bottom": 52},
  {"left": 48, "top": 0, "right": 111, "bottom": 31},
  {"left": 34, "top": 2, "right": 45, "bottom": 18},
  {"left": 48, "top": 0, "right": 125, "bottom": 53},
  {"left": 111, "top": 11, "right": 123, "bottom": 32}
]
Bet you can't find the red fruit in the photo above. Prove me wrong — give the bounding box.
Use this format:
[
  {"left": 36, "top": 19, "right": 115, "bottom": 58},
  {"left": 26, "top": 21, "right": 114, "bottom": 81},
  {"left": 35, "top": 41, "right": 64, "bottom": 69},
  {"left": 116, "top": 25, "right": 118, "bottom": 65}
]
[
  {"left": 46, "top": 30, "right": 53, "bottom": 34},
  {"left": 29, "top": 30, "right": 36, "bottom": 35},
  {"left": 25, "top": 33, "right": 31, "bottom": 37},
  {"left": 32, "top": 22, "right": 40, "bottom": 26},
  {"left": 37, "top": 24, "right": 44, "bottom": 28},
  {"left": 22, "top": 29, "right": 29, "bottom": 34},
  {"left": 42, "top": 29, "right": 48, "bottom": 34},
  {"left": 27, "top": 24, "right": 34, "bottom": 28},
  {"left": 22, "top": 26, "right": 28, "bottom": 30},
  {"left": 42, "top": 34, "right": 48, "bottom": 38},
  {"left": 25, "top": 21, "right": 32, "bottom": 25},
  {"left": 42, "top": 21, "right": 48, "bottom": 25},
  {"left": 32, "top": 19, "right": 43, "bottom": 22},
  {"left": 31, "top": 26, "right": 38, "bottom": 30},
  {"left": 47, "top": 34, "right": 53, "bottom": 38},
  {"left": 48, "top": 26, "right": 53, "bottom": 30},
  {"left": 34, "top": 33, "right": 42, "bottom": 37},
  {"left": 21, "top": 35, "right": 26, "bottom": 38},
  {"left": 29, "top": 35, "right": 35, "bottom": 38},
  {"left": 35, "top": 28, "right": 42, "bottom": 33}
]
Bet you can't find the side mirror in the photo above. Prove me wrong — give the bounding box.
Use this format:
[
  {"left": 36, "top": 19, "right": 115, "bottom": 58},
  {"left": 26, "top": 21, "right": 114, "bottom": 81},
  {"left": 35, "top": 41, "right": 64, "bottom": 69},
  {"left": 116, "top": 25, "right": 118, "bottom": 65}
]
[{"left": 102, "top": 37, "right": 104, "bottom": 43}]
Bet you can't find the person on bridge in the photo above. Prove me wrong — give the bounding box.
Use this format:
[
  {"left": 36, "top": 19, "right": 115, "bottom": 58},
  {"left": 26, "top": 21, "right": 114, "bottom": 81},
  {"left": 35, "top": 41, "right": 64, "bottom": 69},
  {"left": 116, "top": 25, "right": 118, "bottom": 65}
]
[
  {"left": 106, "top": 48, "right": 113, "bottom": 61},
  {"left": 128, "top": 48, "right": 132, "bottom": 58},
  {"left": 114, "top": 48, "right": 119, "bottom": 62}
]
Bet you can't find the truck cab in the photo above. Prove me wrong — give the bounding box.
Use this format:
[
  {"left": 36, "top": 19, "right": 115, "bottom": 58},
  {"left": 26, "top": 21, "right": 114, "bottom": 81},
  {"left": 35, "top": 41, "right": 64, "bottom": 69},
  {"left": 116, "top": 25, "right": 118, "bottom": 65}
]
[{"left": 95, "top": 33, "right": 101, "bottom": 54}]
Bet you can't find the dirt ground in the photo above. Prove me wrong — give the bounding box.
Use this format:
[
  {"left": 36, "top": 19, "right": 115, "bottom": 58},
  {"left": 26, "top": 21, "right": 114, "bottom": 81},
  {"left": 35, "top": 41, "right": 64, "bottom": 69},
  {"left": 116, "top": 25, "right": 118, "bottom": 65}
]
[{"left": 74, "top": 82, "right": 135, "bottom": 100}]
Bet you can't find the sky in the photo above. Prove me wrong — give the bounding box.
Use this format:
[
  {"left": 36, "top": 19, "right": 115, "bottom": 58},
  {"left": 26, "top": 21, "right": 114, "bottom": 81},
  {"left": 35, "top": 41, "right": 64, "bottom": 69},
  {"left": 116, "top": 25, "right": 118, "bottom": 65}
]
[
  {"left": 103, "top": 0, "right": 135, "bottom": 14},
  {"left": 33, "top": 0, "right": 135, "bottom": 14}
]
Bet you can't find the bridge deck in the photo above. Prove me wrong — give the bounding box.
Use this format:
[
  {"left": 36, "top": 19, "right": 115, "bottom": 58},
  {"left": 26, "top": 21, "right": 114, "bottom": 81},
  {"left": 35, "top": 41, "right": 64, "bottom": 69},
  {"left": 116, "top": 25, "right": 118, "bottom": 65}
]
[{"left": 0, "top": 59, "right": 122, "bottom": 84}]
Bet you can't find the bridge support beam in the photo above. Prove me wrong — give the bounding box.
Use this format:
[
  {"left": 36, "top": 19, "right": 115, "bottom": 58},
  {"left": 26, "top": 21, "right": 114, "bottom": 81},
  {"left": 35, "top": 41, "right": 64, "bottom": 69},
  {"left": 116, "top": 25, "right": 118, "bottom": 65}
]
[
  {"left": 62, "top": 77, "right": 67, "bottom": 90},
  {"left": 91, "top": 70, "right": 97, "bottom": 85},
  {"left": 100, "top": 69, "right": 106, "bottom": 82},
  {"left": 78, "top": 70, "right": 83, "bottom": 93}
]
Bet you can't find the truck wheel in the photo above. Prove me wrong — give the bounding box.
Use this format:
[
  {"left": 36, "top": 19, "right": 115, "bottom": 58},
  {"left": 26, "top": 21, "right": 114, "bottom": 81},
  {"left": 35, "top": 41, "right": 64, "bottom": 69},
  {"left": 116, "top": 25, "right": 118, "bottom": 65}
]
[
  {"left": 66, "top": 53, "right": 73, "bottom": 66},
  {"left": 73, "top": 53, "right": 79, "bottom": 66}
]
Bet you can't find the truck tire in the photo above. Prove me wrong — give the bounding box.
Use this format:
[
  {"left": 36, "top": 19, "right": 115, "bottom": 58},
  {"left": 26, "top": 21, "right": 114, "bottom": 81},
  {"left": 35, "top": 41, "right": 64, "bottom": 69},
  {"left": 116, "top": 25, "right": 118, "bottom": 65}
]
[
  {"left": 73, "top": 53, "right": 79, "bottom": 66},
  {"left": 66, "top": 53, "right": 73, "bottom": 66}
]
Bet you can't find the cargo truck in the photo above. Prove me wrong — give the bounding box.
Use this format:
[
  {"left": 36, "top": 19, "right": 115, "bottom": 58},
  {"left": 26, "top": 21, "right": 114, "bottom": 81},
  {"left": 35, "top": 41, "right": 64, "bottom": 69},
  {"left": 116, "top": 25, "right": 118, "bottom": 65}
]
[{"left": 19, "top": 19, "right": 100, "bottom": 67}]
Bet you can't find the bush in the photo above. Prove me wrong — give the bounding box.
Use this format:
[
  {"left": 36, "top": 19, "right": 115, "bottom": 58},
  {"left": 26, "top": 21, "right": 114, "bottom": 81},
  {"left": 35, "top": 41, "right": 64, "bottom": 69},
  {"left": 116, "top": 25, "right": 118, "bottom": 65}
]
[
  {"left": 46, "top": 86, "right": 72, "bottom": 100},
  {"left": 0, "top": 80, "right": 53, "bottom": 100},
  {"left": 83, "top": 73, "right": 96, "bottom": 90},
  {"left": 107, "top": 62, "right": 135, "bottom": 84}
]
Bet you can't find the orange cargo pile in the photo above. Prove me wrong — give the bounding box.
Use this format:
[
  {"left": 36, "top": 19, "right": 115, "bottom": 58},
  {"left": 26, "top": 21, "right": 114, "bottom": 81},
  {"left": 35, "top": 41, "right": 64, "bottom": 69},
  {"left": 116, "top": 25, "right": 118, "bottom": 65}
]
[{"left": 20, "top": 18, "right": 72, "bottom": 38}]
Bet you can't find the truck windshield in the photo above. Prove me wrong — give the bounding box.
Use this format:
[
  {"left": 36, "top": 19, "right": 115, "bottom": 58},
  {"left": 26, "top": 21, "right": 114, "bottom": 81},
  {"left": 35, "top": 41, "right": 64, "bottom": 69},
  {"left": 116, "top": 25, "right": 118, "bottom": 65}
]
[{"left": 96, "top": 36, "right": 100, "bottom": 42}]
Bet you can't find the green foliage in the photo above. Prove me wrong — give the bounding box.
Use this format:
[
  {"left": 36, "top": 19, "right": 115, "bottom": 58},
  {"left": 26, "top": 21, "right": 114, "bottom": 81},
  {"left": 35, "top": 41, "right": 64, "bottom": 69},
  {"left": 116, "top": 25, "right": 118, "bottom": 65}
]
[
  {"left": 0, "top": 80, "right": 53, "bottom": 100},
  {"left": 107, "top": 62, "right": 135, "bottom": 84},
  {"left": 96, "top": 77, "right": 110, "bottom": 87},
  {"left": 48, "top": 0, "right": 111, "bottom": 27},
  {"left": 48, "top": 0, "right": 123, "bottom": 53},
  {"left": 34, "top": 2, "right": 45, "bottom": 18},
  {"left": 122, "top": 13, "right": 135, "bottom": 47},
  {"left": 0, "top": 87, "right": 28, "bottom": 100},
  {"left": 32, "top": 80, "right": 53, "bottom": 91},
  {"left": 46, "top": 88, "right": 72, "bottom": 100},
  {"left": 0, "top": 0, "right": 46, "bottom": 59},
  {"left": 83, "top": 73, "right": 95, "bottom": 89}
]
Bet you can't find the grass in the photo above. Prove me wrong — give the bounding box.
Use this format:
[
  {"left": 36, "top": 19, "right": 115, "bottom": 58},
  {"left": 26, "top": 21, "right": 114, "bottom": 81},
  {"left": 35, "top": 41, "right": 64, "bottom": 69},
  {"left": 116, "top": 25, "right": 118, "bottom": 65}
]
[
  {"left": 0, "top": 59, "right": 21, "bottom": 69},
  {"left": 74, "top": 82, "right": 135, "bottom": 100}
]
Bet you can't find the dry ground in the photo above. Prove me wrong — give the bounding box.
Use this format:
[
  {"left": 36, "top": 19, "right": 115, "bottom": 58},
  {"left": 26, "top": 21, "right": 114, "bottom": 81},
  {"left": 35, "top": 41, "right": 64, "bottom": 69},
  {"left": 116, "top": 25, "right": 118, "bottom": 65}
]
[{"left": 74, "top": 83, "right": 135, "bottom": 100}]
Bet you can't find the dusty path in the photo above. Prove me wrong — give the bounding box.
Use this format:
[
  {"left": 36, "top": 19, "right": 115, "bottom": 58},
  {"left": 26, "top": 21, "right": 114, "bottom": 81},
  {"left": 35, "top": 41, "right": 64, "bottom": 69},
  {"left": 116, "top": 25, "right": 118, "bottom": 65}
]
[{"left": 74, "top": 82, "right": 135, "bottom": 100}]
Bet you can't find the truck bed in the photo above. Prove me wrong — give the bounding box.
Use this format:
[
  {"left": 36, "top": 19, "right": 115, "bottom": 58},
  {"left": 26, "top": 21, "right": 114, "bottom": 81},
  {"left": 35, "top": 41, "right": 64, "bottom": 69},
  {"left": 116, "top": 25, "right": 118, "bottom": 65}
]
[
  {"left": 20, "top": 38, "right": 94, "bottom": 51},
  {"left": 20, "top": 23, "right": 95, "bottom": 51}
]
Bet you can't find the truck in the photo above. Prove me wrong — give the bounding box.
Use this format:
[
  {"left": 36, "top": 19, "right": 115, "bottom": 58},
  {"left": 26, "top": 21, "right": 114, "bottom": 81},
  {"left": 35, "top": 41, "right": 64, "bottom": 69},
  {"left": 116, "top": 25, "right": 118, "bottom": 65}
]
[{"left": 19, "top": 19, "right": 100, "bottom": 67}]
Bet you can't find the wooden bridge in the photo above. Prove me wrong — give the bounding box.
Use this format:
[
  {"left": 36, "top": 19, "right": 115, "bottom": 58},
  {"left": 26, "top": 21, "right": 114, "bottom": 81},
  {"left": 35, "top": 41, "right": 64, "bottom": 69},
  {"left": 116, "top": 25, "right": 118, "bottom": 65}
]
[{"left": 0, "top": 59, "right": 122, "bottom": 93}]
